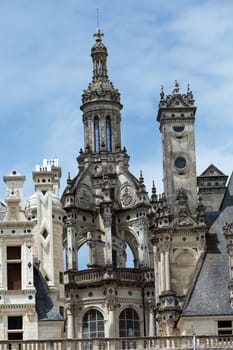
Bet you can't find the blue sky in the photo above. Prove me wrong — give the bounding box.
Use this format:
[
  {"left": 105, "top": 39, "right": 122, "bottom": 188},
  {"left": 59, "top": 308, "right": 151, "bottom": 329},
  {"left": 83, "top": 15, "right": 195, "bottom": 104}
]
[{"left": 0, "top": 0, "right": 233, "bottom": 202}]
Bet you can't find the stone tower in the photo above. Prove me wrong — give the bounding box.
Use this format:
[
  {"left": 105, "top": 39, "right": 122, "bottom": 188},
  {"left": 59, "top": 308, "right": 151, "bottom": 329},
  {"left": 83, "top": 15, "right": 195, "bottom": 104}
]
[
  {"left": 150, "top": 84, "right": 208, "bottom": 336},
  {"left": 157, "top": 81, "right": 197, "bottom": 213},
  {"left": 62, "top": 29, "right": 155, "bottom": 340}
]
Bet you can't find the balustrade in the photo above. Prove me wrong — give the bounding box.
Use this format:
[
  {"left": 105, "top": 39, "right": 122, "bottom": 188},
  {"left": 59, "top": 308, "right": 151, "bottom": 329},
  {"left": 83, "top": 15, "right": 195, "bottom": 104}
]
[
  {"left": 64, "top": 268, "right": 154, "bottom": 285},
  {"left": 1, "top": 336, "right": 233, "bottom": 350}
]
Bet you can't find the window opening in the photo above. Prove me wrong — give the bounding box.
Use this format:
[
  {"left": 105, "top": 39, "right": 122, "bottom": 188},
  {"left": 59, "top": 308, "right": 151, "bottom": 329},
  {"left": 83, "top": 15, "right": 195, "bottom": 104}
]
[
  {"left": 78, "top": 243, "right": 89, "bottom": 270},
  {"left": 112, "top": 250, "right": 117, "bottom": 267},
  {"left": 106, "top": 116, "right": 112, "bottom": 152},
  {"left": 7, "top": 246, "right": 21, "bottom": 290},
  {"left": 126, "top": 244, "right": 135, "bottom": 268},
  {"left": 119, "top": 308, "right": 140, "bottom": 337},
  {"left": 82, "top": 309, "right": 104, "bottom": 338},
  {"left": 218, "top": 320, "right": 233, "bottom": 335},
  {"left": 8, "top": 316, "right": 23, "bottom": 340},
  {"left": 94, "top": 117, "right": 100, "bottom": 152}
]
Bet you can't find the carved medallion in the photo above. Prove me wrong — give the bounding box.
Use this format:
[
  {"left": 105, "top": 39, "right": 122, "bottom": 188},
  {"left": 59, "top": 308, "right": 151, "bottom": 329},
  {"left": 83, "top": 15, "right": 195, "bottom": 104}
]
[
  {"left": 76, "top": 185, "right": 92, "bottom": 209},
  {"left": 120, "top": 185, "right": 136, "bottom": 207}
]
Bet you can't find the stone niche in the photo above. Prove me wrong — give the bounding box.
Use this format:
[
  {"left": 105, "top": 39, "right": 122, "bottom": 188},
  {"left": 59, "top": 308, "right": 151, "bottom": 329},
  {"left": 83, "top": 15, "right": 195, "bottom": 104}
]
[{"left": 171, "top": 249, "right": 197, "bottom": 295}]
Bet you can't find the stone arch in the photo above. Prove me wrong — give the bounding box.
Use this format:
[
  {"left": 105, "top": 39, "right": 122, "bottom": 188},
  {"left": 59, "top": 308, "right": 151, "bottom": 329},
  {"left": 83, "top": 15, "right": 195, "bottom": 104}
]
[
  {"left": 123, "top": 228, "right": 140, "bottom": 268},
  {"left": 77, "top": 228, "right": 105, "bottom": 269}
]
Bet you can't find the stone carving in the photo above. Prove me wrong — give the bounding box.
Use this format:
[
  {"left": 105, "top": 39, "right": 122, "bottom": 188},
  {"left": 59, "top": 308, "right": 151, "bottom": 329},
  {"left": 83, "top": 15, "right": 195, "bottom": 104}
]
[
  {"left": 76, "top": 185, "right": 92, "bottom": 209},
  {"left": 120, "top": 185, "right": 136, "bottom": 207},
  {"left": 223, "top": 222, "right": 233, "bottom": 237}
]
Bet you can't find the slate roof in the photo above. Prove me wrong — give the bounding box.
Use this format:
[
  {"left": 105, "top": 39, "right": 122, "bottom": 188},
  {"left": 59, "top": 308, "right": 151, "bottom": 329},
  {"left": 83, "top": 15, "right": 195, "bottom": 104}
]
[
  {"left": 33, "top": 265, "right": 63, "bottom": 321},
  {"left": 182, "top": 173, "right": 233, "bottom": 316}
]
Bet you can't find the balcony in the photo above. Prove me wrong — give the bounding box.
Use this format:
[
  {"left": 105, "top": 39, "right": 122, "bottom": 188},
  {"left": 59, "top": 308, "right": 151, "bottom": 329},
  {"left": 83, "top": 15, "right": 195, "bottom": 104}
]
[
  {"left": 64, "top": 268, "right": 154, "bottom": 287},
  {"left": 1, "top": 335, "right": 233, "bottom": 350}
]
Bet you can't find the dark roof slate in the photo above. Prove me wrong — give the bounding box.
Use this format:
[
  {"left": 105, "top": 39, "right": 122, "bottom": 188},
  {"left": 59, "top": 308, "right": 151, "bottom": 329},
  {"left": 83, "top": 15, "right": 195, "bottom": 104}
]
[
  {"left": 33, "top": 265, "right": 63, "bottom": 321},
  {"left": 182, "top": 174, "right": 233, "bottom": 316}
]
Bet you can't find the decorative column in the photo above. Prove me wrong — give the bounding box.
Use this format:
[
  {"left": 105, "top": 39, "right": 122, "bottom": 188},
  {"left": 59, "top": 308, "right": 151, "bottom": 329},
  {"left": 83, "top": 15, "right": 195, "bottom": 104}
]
[
  {"left": 107, "top": 302, "right": 116, "bottom": 337},
  {"left": 67, "top": 306, "right": 74, "bottom": 339},
  {"left": 102, "top": 206, "right": 112, "bottom": 266},
  {"left": 153, "top": 245, "right": 160, "bottom": 304},
  {"left": 148, "top": 304, "right": 155, "bottom": 336},
  {"left": 165, "top": 250, "right": 171, "bottom": 291},
  {"left": 160, "top": 251, "right": 165, "bottom": 292},
  {"left": 67, "top": 226, "right": 77, "bottom": 270}
]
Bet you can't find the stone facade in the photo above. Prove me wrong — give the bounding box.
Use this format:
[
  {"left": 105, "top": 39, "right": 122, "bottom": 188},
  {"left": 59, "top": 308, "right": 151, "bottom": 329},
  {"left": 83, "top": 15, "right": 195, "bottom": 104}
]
[
  {"left": 0, "top": 162, "right": 64, "bottom": 340},
  {"left": 61, "top": 28, "right": 233, "bottom": 340},
  {"left": 0, "top": 28, "right": 233, "bottom": 343}
]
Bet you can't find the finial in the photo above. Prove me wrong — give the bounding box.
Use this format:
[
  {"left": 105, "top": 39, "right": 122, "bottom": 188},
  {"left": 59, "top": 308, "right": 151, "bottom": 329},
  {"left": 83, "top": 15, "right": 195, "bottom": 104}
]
[
  {"left": 94, "top": 28, "right": 104, "bottom": 42},
  {"left": 187, "top": 83, "right": 190, "bottom": 93},
  {"left": 160, "top": 84, "right": 165, "bottom": 99},
  {"left": 150, "top": 181, "right": 158, "bottom": 203},
  {"left": 139, "top": 170, "right": 144, "bottom": 184},
  {"left": 152, "top": 180, "right": 156, "bottom": 194},
  {"left": 67, "top": 172, "right": 71, "bottom": 185},
  {"left": 94, "top": 9, "right": 104, "bottom": 42},
  {"left": 173, "top": 80, "right": 179, "bottom": 95}
]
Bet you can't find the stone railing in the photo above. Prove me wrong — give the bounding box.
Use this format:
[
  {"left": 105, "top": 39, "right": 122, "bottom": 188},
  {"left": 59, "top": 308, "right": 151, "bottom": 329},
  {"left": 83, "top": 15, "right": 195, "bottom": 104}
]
[
  {"left": 64, "top": 268, "right": 154, "bottom": 286},
  {"left": 1, "top": 336, "right": 233, "bottom": 350}
]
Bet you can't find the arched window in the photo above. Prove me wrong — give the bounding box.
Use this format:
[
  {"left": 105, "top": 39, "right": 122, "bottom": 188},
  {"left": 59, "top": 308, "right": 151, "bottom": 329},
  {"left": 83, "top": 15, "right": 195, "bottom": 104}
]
[
  {"left": 119, "top": 308, "right": 140, "bottom": 337},
  {"left": 94, "top": 117, "right": 100, "bottom": 152},
  {"left": 82, "top": 309, "right": 104, "bottom": 338},
  {"left": 106, "top": 116, "right": 112, "bottom": 152}
]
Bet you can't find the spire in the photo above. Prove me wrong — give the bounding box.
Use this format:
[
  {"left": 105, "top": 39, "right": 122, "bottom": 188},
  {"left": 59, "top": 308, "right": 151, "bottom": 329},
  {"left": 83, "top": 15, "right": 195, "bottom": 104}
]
[
  {"left": 81, "top": 29, "right": 122, "bottom": 154},
  {"left": 91, "top": 27, "right": 108, "bottom": 81}
]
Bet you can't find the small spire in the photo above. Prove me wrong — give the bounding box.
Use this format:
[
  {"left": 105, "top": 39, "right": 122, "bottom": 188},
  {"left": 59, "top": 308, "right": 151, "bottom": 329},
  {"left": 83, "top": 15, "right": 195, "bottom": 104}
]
[
  {"left": 173, "top": 80, "right": 179, "bottom": 95},
  {"left": 67, "top": 172, "right": 71, "bottom": 185},
  {"left": 151, "top": 181, "right": 158, "bottom": 203},
  {"left": 94, "top": 7, "right": 102, "bottom": 41},
  {"left": 94, "top": 27, "right": 104, "bottom": 42},
  {"left": 187, "top": 83, "right": 190, "bottom": 93},
  {"left": 160, "top": 84, "right": 165, "bottom": 99},
  {"left": 152, "top": 180, "right": 156, "bottom": 194},
  {"left": 139, "top": 170, "right": 144, "bottom": 184}
]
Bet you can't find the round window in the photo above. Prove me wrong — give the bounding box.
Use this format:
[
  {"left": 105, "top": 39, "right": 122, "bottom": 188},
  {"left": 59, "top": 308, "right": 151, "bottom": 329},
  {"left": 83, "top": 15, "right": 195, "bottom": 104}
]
[{"left": 175, "top": 157, "right": 186, "bottom": 170}]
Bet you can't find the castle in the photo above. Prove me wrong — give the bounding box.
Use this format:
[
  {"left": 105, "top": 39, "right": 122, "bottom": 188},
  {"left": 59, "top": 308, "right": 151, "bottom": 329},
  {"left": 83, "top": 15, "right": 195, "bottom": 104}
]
[{"left": 0, "top": 28, "right": 233, "bottom": 345}]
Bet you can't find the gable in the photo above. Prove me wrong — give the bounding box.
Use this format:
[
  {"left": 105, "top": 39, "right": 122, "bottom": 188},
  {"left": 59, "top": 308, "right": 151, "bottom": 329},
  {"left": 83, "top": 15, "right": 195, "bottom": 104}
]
[
  {"left": 199, "top": 164, "right": 227, "bottom": 178},
  {"left": 166, "top": 95, "right": 190, "bottom": 109}
]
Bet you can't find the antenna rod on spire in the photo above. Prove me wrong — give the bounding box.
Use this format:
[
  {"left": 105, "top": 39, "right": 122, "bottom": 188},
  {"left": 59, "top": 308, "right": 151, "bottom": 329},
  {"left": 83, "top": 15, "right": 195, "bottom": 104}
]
[{"left": 96, "top": 8, "right": 100, "bottom": 28}]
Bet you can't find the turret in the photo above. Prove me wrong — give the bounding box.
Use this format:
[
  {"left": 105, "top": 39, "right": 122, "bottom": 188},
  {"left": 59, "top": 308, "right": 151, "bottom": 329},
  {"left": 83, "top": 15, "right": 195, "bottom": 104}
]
[
  {"left": 157, "top": 81, "right": 197, "bottom": 213},
  {"left": 80, "top": 28, "right": 122, "bottom": 154}
]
